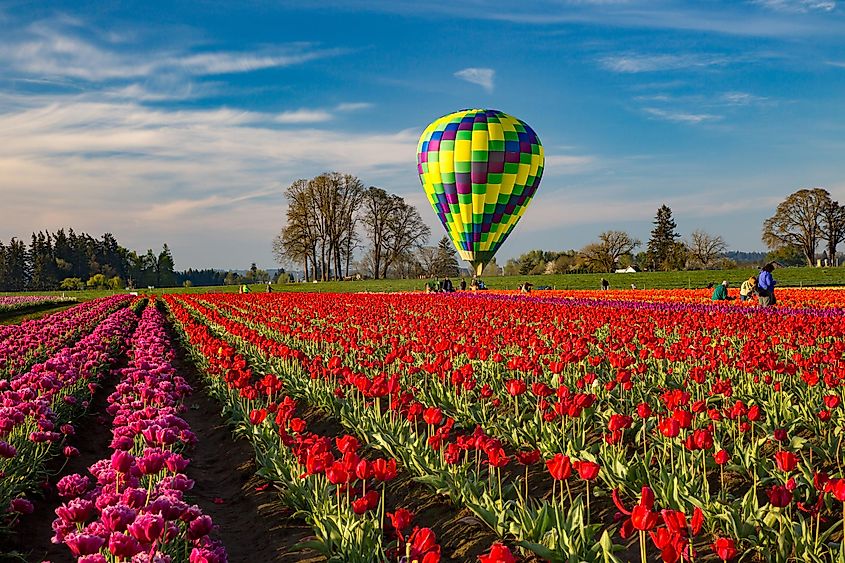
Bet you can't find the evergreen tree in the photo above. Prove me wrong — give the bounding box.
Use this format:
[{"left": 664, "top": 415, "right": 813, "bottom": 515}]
[
  {"left": 0, "top": 240, "right": 7, "bottom": 291},
  {"left": 646, "top": 205, "right": 680, "bottom": 271},
  {"left": 434, "top": 236, "right": 459, "bottom": 277},
  {"left": 5, "top": 238, "right": 29, "bottom": 291},
  {"left": 157, "top": 244, "right": 176, "bottom": 287}
]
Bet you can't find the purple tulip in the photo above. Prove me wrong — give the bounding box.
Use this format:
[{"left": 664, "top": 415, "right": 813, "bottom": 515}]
[
  {"left": 127, "top": 512, "right": 164, "bottom": 543},
  {"left": 64, "top": 532, "right": 105, "bottom": 556},
  {"left": 108, "top": 531, "right": 142, "bottom": 558},
  {"left": 56, "top": 474, "right": 90, "bottom": 499}
]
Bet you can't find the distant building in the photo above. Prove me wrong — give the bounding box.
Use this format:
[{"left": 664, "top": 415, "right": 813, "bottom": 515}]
[{"left": 614, "top": 266, "right": 641, "bottom": 274}]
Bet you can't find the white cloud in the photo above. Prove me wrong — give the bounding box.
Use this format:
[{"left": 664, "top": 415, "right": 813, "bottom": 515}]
[
  {"left": 0, "top": 97, "right": 419, "bottom": 268},
  {"left": 643, "top": 108, "right": 722, "bottom": 124},
  {"left": 600, "top": 53, "right": 732, "bottom": 73},
  {"left": 719, "top": 91, "right": 769, "bottom": 105},
  {"left": 335, "top": 102, "right": 373, "bottom": 112},
  {"left": 274, "top": 109, "right": 334, "bottom": 123},
  {"left": 454, "top": 67, "right": 495, "bottom": 92},
  {"left": 751, "top": 0, "right": 836, "bottom": 12},
  {"left": 543, "top": 154, "right": 595, "bottom": 174},
  {"left": 0, "top": 20, "right": 346, "bottom": 83}
]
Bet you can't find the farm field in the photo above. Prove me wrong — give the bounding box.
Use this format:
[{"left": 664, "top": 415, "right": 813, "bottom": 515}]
[
  {"left": 1, "top": 266, "right": 845, "bottom": 302},
  {"left": 1, "top": 290, "right": 844, "bottom": 562}
]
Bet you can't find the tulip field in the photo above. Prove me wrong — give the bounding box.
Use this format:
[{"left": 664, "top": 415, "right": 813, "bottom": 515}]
[{"left": 1, "top": 289, "right": 845, "bottom": 562}]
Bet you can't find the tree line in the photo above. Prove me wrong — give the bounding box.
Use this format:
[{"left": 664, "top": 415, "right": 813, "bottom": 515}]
[
  {"left": 505, "top": 190, "right": 845, "bottom": 275},
  {"left": 0, "top": 229, "right": 176, "bottom": 291},
  {"left": 503, "top": 205, "right": 734, "bottom": 274}
]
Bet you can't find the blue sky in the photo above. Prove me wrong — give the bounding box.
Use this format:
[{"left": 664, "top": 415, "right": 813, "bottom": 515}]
[{"left": 1, "top": 0, "right": 844, "bottom": 270}]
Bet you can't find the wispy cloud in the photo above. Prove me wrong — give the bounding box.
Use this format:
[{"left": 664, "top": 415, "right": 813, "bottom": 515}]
[
  {"left": 643, "top": 107, "right": 722, "bottom": 124},
  {"left": 719, "top": 91, "right": 769, "bottom": 105},
  {"left": 0, "top": 96, "right": 419, "bottom": 267},
  {"left": 600, "top": 53, "right": 732, "bottom": 73},
  {"left": 274, "top": 109, "right": 334, "bottom": 123},
  {"left": 751, "top": 0, "right": 836, "bottom": 13},
  {"left": 454, "top": 67, "right": 495, "bottom": 92},
  {"left": 0, "top": 20, "right": 347, "bottom": 83},
  {"left": 335, "top": 102, "right": 373, "bottom": 112},
  {"left": 322, "top": 0, "right": 831, "bottom": 37}
]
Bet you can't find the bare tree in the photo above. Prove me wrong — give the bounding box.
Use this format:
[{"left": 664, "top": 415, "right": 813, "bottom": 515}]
[
  {"left": 275, "top": 179, "right": 318, "bottom": 280},
  {"left": 820, "top": 199, "right": 845, "bottom": 266},
  {"left": 362, "top": 188, "right": 430, "bottom": 278},
  {"left": 686, "top": 229, "right": 728, "bottom": 269},
  {"left": 763, "top": 188, "right": 830, "bottom": 266},
  {"left": 417, "top": 246, "right": 439, "bottom": 277},
  {"left": 361, "top": 188, "right": 397, "bottom": 279},
  {"left": 580, "top": 231, "right": 640, "bottom": 272},
  {"left": 382, "top": 200, "right": 430, "bottom": 278}
]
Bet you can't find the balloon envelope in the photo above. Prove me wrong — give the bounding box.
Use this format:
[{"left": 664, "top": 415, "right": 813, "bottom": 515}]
[{"left": 417, "top": 109, "right": 544, "bottom": 275}]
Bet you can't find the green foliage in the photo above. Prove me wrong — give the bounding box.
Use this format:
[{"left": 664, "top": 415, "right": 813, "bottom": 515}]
[
  {"left": 766, "top": 245, "right": 806, "bottom": 267},
  {"left": 86, "top": 273, "right": 108, "bottom": 289},
  {"left": 59, "top": 277, "right": 84, "bottom": 290}
]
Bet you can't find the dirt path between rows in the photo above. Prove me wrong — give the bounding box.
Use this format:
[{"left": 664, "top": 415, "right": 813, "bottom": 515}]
[{"left": 175, "top": 346, "right": 324, "bottom": 563}]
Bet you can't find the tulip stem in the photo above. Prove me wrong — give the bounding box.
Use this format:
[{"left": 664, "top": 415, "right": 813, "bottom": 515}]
[
  {"left": 524, "top": 465, "right": 529, "bottom": 501},
  {"left": 586, "top": 481, "right": 591, "bottom": 522},
  {"left": 639, "top": 530, "right": 647, "bottom": 563}
]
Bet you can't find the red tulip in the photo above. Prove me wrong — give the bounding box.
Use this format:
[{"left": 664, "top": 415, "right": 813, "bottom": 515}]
[
  {"left": 573, "top": 460, "right": 600, "bottom": 481},
  {"left": 631, "top": 504, "right": 659, "bottom": 531},
  {"left": 505, "top": 379, "right": 527, "bottom": 396},
  {"left": 515, "top": 450, "right": 540, "bottom": 465},
  {"left": 336, "top": 435, "right": 359, "bottom": 454},
  {"left": 773, "top": 451, "right": 797, "bottom": 472},
  {"left": 326, "top": 462, "right": 349, "bottom": 485},
  {"left": 831, "top": 478, "right": 845, "bottom": 502},
  {"left": 658, "top": 418, "right": 680, "bottom": 438},
  {"left": 249, "top": 408, "right": 267, "bottom": 425},
  {"left": 712, "top": 537, "right": 738, "bottom": 561},
  {"left": 478, "top": 542, "right": 517, "bottom": 563},
  {"left": 714, "top": 450, "right": 730, "bottom": 465},
  {"left": 372, "top": 458, "right": 397, "bottom": 482},
  {"left": 545, "top": 454, "right": 571, "bottom": 480},
  {"left": 767, "top": 484, "right": 792, "bottom": 507},
  {"left": 423, "top": 407, "right": 443, "bottom": 426},
  {"left": 388, "top": 508, "right": 414, "bottom": 534}
]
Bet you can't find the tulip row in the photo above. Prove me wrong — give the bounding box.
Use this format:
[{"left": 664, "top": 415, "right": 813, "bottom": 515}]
[
  {"left": 165, "top": 295, "right": 621, "bottom": 561},
  {"left": 489, "top": 287, "right": 845, "bottom": 309},
  {"left": 51, "top": 304, "right": 227, "bottom": 563},
  {"left": 0, "top": 295, "right": 77, "bottom": 314},
  {"left": 165, "top": 297, "right": 444, "bottom": 563},
  {"left": 178, "top": 291, "right": 845, "bottom": 562},
  {"left": 1, "top": 295, "right": 132, "bottom": 380},
  {"left": 0, "top": 300, "right": 141, "bottom": 531}
]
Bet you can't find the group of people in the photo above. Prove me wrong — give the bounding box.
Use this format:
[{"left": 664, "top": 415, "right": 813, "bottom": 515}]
[
  {"left": 424, "top": 276, "right": 487, "bottom": 293},
  {"left": 710, "top": 263, "right": 777, "bottom": 307}
]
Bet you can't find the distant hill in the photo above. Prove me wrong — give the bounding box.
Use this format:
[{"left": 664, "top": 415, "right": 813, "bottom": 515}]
[{"left": 724, "top": 251, "right": 767, "bottom": 265}]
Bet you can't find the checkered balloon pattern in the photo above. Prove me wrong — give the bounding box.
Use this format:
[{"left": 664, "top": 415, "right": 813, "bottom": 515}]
[{"left": 417, "top": 109, "right": 544, "bottom": 273}]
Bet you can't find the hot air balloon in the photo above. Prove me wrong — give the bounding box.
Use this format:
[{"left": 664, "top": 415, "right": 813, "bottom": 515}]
[{"left": 416, "top": 109, "right": 544, "bottom": 276}]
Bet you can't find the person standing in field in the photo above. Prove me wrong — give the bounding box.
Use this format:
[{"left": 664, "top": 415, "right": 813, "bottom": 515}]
[
  {"left": 460, "top": 278, "right": 467, "bottom": 291},
  {"left": 757, "top": 263, "right": 777, "bottom": 307},
  {"left": 601, "top": 278, "right": 609, "bottom": 291},
  {"left": 711, "top": 280, "right": 730, "bottom": 301},
  {"left": 739, "top": 276, "right": 756, "bottom": 302}
]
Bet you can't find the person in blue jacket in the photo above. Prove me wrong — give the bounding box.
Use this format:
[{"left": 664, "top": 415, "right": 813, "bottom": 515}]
[{"left": 757, "top": 263, "right": 777, "bottom": 307}]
